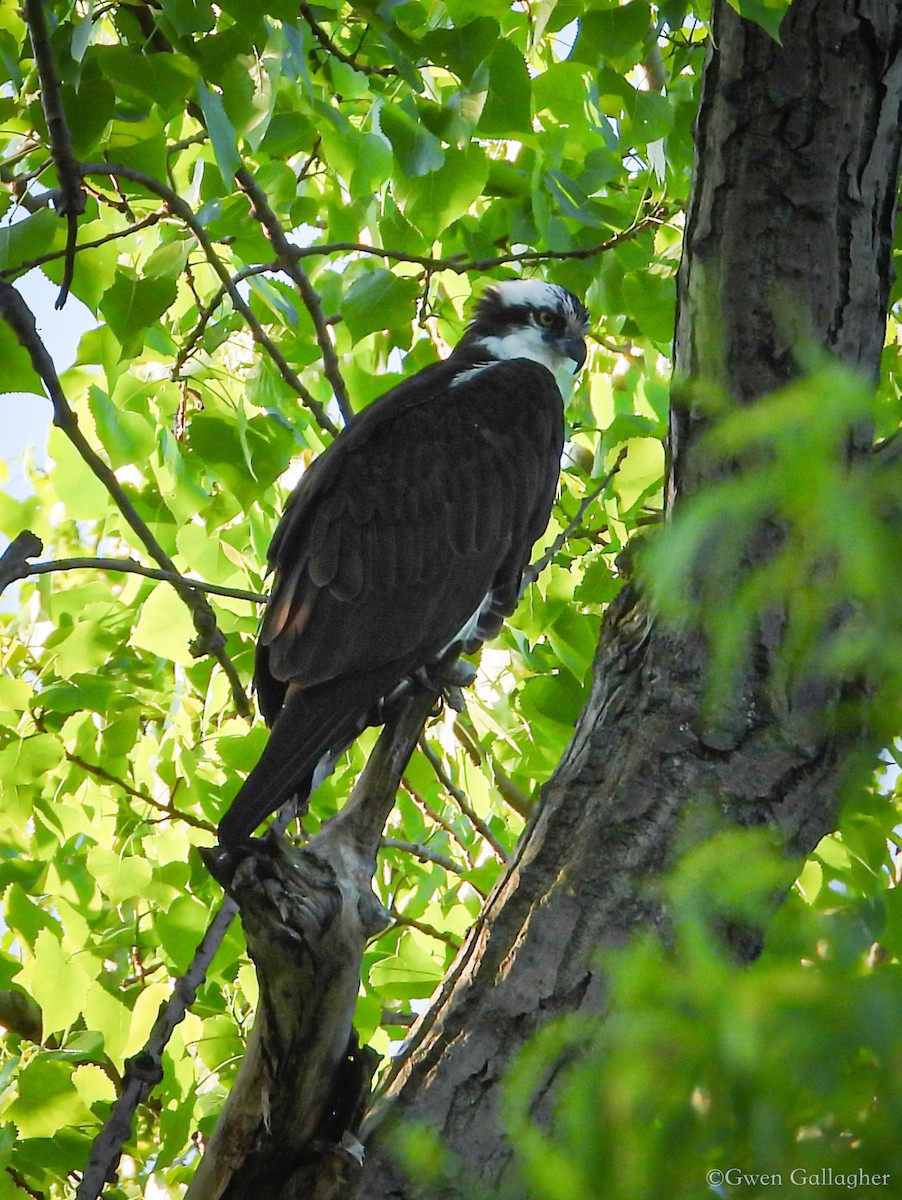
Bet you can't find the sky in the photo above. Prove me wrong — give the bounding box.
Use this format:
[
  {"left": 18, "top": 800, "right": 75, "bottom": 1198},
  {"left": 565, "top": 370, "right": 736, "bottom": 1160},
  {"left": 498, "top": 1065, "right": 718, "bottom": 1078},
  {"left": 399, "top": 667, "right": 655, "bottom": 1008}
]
[{"left": 2, "top": 268, "right": 96, "bottom": 501}]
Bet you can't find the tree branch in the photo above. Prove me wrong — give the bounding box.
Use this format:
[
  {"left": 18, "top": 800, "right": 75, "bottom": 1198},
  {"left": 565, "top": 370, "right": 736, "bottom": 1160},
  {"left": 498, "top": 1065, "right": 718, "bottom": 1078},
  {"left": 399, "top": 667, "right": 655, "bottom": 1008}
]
[
  {"left": 236, "top": 167, "right": 353, "bottom": 423},
  {"left": 75, "top": 895, "right": 240, "bottom": 1200},
  {"left": 2, "top": 549, "right": 267, "bottom": 605},
  {"left": 417, "top": 740, "right": 508, "bottom": 862},
  {"left": 380, "top": 838, "right": 466, "bottom": 876},
  {"left": 0, "top": 209, "right": 166, "bottom": 281},
  {"left": 0, "top": 280, "right": 250, "bottom": 716},
  {"left": 299, "top": 3, "right": 398, "bottom": 77},
  {"left": 172, "top": 262, "right": 280, "bottom": 378},
  {"left": 78, "top": 162, "right": 340, "bottom": 437},
  {"left": 285, "top": 207, "right": 670, "bottom": 275},
  {"left": 389, "top": 907, "right": 461, "bottom": 949},
  {"left": 22, "top": 0, "right": 85, "bottom": 306},
  {"left": 401, "top": 776, "right": 480, "bottom": 870}
]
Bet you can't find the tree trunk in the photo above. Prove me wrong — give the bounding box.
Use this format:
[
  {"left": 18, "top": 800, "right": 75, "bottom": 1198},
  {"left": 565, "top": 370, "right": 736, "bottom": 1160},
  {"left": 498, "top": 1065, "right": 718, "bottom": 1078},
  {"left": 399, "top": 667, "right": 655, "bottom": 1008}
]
[{"left": 356, "top": 2, "right": 902, "bottom": 1194}]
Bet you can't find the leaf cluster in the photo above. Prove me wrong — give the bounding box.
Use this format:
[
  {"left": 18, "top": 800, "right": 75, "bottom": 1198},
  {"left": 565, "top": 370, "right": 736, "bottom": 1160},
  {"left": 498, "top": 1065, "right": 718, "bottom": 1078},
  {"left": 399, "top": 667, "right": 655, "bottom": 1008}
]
[{"left": 0, "top": 0, "right": 706, "bottom": 1190}]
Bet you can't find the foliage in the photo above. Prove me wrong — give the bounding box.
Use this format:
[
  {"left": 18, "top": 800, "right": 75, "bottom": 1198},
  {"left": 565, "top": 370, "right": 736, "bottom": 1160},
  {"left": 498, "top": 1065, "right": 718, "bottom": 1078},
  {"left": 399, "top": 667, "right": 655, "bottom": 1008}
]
[
  {"left": 498, "top": 827, "right": 902, "bottom": 1200},
  {"left": 0, "top": 0, "right": 711, "bottom": 1192},
  {"left": 393, "top": 825, "right": 902, "bottom": 1199},
  {"left": 641, "top": 362, "right": 902, "bottom": 741}
]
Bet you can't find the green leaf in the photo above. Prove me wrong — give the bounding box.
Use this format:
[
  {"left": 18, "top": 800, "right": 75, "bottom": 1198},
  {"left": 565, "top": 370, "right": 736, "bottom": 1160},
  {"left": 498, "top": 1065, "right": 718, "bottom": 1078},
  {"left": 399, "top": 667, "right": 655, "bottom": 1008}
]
[
  {"left": 379, "top": 103, "right": 445, "bottom": 177},
  {"left": 726, "top": 0, "right": 790, "bottom": 41},
  {"left": 478, "top": 40, "right": 531, "bottom": 136},
  {"left": 343, "top": 270, "right": 420, "bottom": 341},
  {"left": 196, "top": 79, "right": 241, "bottom": 182},
  {"left": 0, "top": 321, "right": 44, "bottom": 395},
  {"left": 99, "top": 270, "right": 178, "bottom": 355},
  {"left": 574, "top": 2, "right": 651, "bottom": 65},
  {"left": 86, "top": 846, "right": 154, "bottom": 905},
  {"left": 0, "top": 210, "right": 61, "bottom": 272},
  {"left": 7, "top": 1059, "right": 94, "bottom": 1139},
  {"left": 397, "top": 144, "right": 489, "bottom": 237},
  {"left": 0, "top": 734, "right": 63, "bottom": 785},
  {"left": 88, "top": 386, "right": 156, "bottom": 468},
  {"left": 47, "top": 427, "right": 110, "bottom": 519},
  {"left": 131, "top": 586, "right": 197, "bottom": 665},
  {"left": 16, "top": 930, "right": 91, "bottom": 1036},
  {"left": 94, "top": 46, "right": 197, "bottom": 109}
]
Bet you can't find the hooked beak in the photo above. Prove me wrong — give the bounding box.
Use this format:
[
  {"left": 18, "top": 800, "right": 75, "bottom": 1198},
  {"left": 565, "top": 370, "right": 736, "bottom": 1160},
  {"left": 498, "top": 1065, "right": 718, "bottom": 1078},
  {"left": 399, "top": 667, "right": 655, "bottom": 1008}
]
[{"left": 561, "top": 336, "right": 587, "bottom": 373}]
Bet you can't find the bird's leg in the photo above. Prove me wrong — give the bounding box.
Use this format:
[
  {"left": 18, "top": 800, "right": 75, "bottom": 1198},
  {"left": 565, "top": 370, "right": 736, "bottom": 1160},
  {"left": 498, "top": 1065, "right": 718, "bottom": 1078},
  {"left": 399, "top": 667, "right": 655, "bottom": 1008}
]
[{"left": 422, "top": 656, "right": 477, "bottom": 715}]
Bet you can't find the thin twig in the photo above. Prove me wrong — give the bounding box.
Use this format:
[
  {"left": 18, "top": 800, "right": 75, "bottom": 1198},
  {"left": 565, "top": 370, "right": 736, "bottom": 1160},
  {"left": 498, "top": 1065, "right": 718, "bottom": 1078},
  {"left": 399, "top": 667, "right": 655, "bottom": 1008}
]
[
  {"left": 381, "top": 838, "right": 466, "bottom": 876},
  {"left": 79, "top": 162, "right": 340, "bottom": 437},
  {"left": 389, "top": 907, "right": 461, "bottom": 949},
  {"left": 76, "top": 796, "right": 297, "bottom": 1200},
  {"left": 417, "top": 740, "right": 508, "bottom": 863},
  {"left": 453, "top": 719, "right": 533, "bottom": 820},
  {"left": 0, "top": 210, "right": 166, "bottom": 281},
  {"left": 30, "top": 712, "right": 214, "bottom": 831},
  {"left": 236, "top": 167, "right": 353, "bottom": 423},
  {"left": 284, "top": 208, "right": 669, "bottom": 275},
  {"left": 299, "top": 3, "right": 398, "bottom": 77},
  {"left": 172, "top": 262, "right": 280, "bottom": 377},
  {"left": 23, "top": 0, "right": 85, "bottom": 306},
  {"left": 0, "top": 280, "right": 250, "bottom": 716},
  {"left": 401, "top": 776, "right": 479, "bottom": 869},
  {"left": 74, "top": 897, "right": 239, "bottom": 1200},
  {"left": 523, "top": 447, "right": 628, "bottom": 588},
  {"left": 4, "top": 553, "right": 268, "bottom": 605}
]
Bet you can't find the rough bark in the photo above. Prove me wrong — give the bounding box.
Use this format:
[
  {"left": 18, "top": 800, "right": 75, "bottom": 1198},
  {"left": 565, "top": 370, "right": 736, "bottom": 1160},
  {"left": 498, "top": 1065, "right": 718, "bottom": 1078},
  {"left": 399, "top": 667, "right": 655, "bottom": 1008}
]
[{"left": 354, "top": 2, "right": 902, "bottom": 1195}]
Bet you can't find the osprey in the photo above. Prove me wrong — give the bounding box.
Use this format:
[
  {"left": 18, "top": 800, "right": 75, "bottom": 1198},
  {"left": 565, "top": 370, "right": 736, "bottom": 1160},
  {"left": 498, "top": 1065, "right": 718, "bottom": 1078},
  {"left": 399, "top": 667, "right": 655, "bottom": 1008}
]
[{"left": 218, "top": 280, "right": 590, "bottom": 846}]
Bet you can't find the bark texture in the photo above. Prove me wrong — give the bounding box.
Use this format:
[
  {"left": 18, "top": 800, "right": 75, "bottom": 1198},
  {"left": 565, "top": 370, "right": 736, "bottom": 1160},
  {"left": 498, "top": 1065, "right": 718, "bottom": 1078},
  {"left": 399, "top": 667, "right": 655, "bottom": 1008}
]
[{"left": 356, "top": 2, "right": 902, "bottom": 1195}]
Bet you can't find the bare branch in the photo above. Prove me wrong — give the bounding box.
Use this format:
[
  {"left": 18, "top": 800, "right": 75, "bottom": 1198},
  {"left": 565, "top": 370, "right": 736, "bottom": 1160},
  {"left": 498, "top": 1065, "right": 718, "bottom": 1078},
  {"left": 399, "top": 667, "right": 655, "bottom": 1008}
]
[
  {"left": 4, "top": 551, "right": 268, "bottom": 605},
  {"left": 0, "top": 280, "right": 251, "bottom": 716},
  {"left": 381, "top": 837, "right": 466, "bottom": 876},
  {"left": 299, "top": 4, "right": 398, "bottom": 77},
  {"left": 22, "top": 0, "right": 85, "bottom": 306},
  {"left": 60, "top": 745, "right": 215, "bottom": 833},
  {"left": 0, "top": 989, "right": 43, "bottom": 1043},
  {"left": 0, "top": 209, "right": 166, "bottom": 281},
  {"left": 0, "top": 530, "right": 43, "bottom": 595},
  {"left": 523, "top": 447, "right": 628, "bottom": 588},
  {"left": 389, "top": 907, "right": 461, "bottom": 949},
  {"left": 285, "top": 206, "right": 670, "bottom": 275},
  {"left": 417, "top": 739, "right": 508, "bottom": 862},
  {"left": 75, "top": 896, "right": 239, "bottom": 1200},
  {"left": 236, "top": 167, "right": 353, "bottom": 423},
  {"left": 79, "top": 162, "right": 340, "bottom": 438},
  {"left": 172, "top": 262, "right": 280, "bottom": 377},
  {"left": 401, "top": 776, "right": 480, "bottom": 870}
]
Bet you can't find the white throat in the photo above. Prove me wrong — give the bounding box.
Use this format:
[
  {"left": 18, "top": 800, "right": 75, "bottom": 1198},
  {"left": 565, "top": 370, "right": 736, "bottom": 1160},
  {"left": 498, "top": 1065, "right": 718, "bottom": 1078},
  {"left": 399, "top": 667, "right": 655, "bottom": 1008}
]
[{"left": 473, "top": 327, "right": 578, "bottom": 394}]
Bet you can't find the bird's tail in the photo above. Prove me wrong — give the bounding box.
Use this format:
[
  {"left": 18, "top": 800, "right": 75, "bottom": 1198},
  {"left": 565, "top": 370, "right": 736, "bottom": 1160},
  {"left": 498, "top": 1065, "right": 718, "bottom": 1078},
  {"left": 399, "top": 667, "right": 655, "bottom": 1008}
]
[{"left": 217, "top": 669, "right": 399, "bottom": 847}]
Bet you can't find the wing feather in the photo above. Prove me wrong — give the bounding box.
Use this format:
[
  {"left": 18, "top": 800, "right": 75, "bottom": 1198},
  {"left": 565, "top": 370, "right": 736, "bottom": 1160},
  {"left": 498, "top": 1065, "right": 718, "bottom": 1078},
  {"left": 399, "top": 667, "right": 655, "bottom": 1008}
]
[{"left": 256, "top": 357, "right": 564, "bottom": 696}]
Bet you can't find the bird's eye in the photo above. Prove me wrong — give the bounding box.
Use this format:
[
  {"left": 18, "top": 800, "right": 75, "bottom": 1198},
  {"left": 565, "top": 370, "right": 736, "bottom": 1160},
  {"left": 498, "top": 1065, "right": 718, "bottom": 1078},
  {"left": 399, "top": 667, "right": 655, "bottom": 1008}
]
[{"left": 537, "top": 310, "right": 555, "bottom": 328}]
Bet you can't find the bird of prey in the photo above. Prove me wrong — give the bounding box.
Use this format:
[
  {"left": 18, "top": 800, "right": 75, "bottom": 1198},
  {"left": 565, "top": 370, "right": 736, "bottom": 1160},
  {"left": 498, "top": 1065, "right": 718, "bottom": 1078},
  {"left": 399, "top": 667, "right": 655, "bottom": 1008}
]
[{"left": 218, "top": 280, "right": 589, "bottom": 846}]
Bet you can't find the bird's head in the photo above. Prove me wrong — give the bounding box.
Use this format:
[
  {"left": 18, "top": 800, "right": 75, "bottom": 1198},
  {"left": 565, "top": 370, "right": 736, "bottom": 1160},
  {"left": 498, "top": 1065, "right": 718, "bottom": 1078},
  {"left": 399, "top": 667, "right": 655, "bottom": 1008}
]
[{"left": 461, "top": 280, "right": 590, "bottom": 380}]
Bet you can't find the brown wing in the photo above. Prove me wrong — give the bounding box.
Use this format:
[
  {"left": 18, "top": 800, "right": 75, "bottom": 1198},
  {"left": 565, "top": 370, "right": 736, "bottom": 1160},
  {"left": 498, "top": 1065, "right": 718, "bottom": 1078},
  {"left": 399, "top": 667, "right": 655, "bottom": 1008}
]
[{"left": 254, "top": 356, "right": 564, "bottom": 722}]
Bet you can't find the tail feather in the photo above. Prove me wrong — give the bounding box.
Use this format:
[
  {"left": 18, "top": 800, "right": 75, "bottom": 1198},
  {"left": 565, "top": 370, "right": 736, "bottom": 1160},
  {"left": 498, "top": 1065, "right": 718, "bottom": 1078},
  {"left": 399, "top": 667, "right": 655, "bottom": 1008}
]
[{"left": 217, "top": 668, "right": 399, "bottom": 846}]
